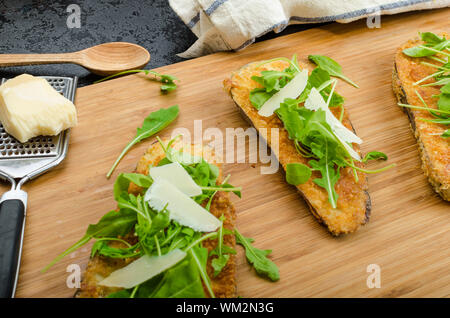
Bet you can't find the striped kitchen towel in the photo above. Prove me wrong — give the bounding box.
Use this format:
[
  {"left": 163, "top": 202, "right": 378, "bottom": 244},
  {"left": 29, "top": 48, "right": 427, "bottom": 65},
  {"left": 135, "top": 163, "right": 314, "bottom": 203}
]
[{"left": 169, "top": 0, "right": 449, "bottom": 58}]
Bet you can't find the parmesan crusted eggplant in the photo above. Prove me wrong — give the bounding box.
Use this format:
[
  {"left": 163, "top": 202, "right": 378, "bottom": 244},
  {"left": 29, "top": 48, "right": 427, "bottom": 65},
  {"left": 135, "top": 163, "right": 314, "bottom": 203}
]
[
  {"left": 76, "top": 140, "right": 237, "bottom": 298},
  {"left": 392, "top": 33, "right": 450, "bottom": 201},
  {"left": 224, "top": 60, "right": 371, "bottom": 235}
]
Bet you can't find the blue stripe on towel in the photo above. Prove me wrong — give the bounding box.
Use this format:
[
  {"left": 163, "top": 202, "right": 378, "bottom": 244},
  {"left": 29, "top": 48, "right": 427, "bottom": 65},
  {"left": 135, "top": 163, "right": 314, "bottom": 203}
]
[
  {"left": 205, "top": 0, "right": 229, "bottom": 16},
  {"left": 233, "top": 0, "right": 434, "bottom": 51},
  {"left": 187, "top": 12, "right": 200, "bottom": 28},
  {"left": 187, "top": 0, "right": 228, "bottom": 29},
  {"left": 291, "top": 0, "right": 433, "bottom": 23},
  {"left": 234, "top": 20, "right": 289, "bottom": 51}
]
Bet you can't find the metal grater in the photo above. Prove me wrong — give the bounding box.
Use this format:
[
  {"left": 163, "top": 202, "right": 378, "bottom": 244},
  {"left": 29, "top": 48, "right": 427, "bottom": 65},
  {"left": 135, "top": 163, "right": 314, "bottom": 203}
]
[{"left": 0, "top": 76, "right": 77, "bottom": 298}]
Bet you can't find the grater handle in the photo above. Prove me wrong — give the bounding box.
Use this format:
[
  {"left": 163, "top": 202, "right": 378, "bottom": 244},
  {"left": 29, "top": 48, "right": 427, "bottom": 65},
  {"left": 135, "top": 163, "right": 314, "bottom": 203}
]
[{"left": 0, "top": 198, "right": 26, "bottom": 298}]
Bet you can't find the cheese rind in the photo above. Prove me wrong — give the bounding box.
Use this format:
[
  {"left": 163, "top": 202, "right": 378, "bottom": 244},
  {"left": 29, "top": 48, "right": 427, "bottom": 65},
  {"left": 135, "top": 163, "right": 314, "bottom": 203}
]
[{"left": 0, "top": 74, "right": 77, "bottom": 143}]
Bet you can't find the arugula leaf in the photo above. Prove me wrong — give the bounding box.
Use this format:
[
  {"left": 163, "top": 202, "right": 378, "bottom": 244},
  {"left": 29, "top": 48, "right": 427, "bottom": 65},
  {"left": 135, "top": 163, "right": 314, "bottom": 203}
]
[
  {"left": 307, "top": 68, "right": 344, "bottom": 107},
  {"left": 86, "top": 209, "right": 138, "bottom": 238},
  {"left": 442, "top": 129, "right": 450, "bottom": 138},
  {"left": 251, "top": 71, "right": 293, "bottom": 92},
  {"left": 106, "top": 105, "right": 179, "bottom": 178},
  {"left": 211, "top": 255, "right": 230, "bottom": 277},
  {"left": 362, "top": 151, "right": 388, "bottom": 162},
  {"left": 107, "top": 290, "right": 132, "bottom": 298},
  {"left": 275, "top": 98, "right": 307, "bottom": 140},
  {"left": 220, "top": 183, "right": 242, "bottom": 198},
  {"left": 403, "top": 32, "right": 449, "bottom": 58},
  {"left": 189, "top": 246, "right": 215, "bottom": 297},
  {"left": 421, "top": 118, "right": 450, "bottom": 125},
  {"left": 404, "top": 41, "right": 450, "bottom": 58},
  {"left": 441, "top": 82, "right": 450, "bottom": 94},
  {"left": 185, "top": 161, "right": 214, "bottom": 187},
  {"left": 437, "top": 93, "right": 450, "bottom": 112},
  {"left": 309, "top": 155, "right": 340, "bottom": 209},
  {"left": 277, "top": 104, "right": 348, "bottom": 206},
  {"left": 148, "top": 211, "right": 171, "bottom": 237},
  {"left": 249, "top": 88, "right": 273, "bottom": 110},
  {"left": 420, "top": 32, "right": 445, "bottom": 45},
  {"left": 209, "top": 215, "right": 236, "bottom": 277},
  {"left": 150, "top": 250, "right": 206, "bottom": 298},
  {"left": 158, "top": 73, "right": 178, "bottom": 92},
  {"left": 285, "top": 163, "right": 312, "bottom": 185},
  {"left": 249, "top": 55, "right": 299, "bottom": 109},
  {"left": 308, "top": 55, "right": 359, "bottom": 88},
  {"left": 94, "top": 69, "right": 178, "bottom": 93},
  {"left": 408, "top": 46, "right": 450, "bottom": 140},
  {"left": 234, "top": 229, "right": 279, "bottom": 282},
  {"left": 91, "top": 240, "right": 140, "bottom": 258},
  {"left": 113, "top": 173, "right": 153, "bottom": 200},
  {"left": 42, "top": 208, "right": 137, "bottom": 272},
  {"left": 422, "top": 77, "right": 450, "bottom": 87}
]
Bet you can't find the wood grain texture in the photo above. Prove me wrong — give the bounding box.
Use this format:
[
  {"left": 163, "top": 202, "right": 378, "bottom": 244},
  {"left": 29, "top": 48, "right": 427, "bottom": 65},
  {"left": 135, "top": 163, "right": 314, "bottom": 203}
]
[{"left": 7, "top": 8, "right": 449, "bottom": 298}]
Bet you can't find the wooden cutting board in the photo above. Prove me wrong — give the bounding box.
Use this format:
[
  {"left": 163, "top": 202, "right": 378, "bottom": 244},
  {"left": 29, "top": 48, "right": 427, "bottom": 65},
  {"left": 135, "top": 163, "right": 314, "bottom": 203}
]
[{"left": 8, "top": 8, "right": 449, "bottom": 298}]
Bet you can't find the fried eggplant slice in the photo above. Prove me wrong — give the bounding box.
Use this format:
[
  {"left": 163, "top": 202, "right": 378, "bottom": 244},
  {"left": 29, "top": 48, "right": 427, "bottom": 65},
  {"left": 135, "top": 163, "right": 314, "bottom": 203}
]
[
  {"left": 76, "top": 140, "right": 236, "bottom": 298},
  {"left": 392, "top": 35, "right": 450, "bottom": 201},
  {"left": 224, "top": 60, "right": 370, "bottom": 235}
]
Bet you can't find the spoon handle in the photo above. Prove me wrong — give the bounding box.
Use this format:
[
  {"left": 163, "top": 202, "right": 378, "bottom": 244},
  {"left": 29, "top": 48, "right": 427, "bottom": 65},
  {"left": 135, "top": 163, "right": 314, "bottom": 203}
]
[{"left": 0, "top": 53, "right": 81, "bottom": 67}]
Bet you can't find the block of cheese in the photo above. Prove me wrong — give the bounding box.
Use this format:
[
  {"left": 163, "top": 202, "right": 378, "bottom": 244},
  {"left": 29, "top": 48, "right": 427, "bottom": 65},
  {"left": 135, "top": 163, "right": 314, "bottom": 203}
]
[{"left": 0, "top": 74, "right": 77, "bottom": 143}]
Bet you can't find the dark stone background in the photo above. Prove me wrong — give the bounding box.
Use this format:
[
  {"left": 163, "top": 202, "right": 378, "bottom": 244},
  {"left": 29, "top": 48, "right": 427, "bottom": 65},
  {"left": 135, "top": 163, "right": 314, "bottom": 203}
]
[{"left": 0, "top": 0, "right": 320, "bottom": 86}]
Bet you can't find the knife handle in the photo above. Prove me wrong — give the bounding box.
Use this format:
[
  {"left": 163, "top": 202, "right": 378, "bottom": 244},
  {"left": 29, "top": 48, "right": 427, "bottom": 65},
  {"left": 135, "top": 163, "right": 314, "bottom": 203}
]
[{"left": 0, "top": 199, "right": 25, "bottom": 298}]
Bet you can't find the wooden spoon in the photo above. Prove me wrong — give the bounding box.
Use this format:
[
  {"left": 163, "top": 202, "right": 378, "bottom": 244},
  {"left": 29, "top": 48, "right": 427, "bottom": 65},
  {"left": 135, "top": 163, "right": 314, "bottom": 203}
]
[{"left": 0, "top": 42, "right": 150, "bottom": 76}]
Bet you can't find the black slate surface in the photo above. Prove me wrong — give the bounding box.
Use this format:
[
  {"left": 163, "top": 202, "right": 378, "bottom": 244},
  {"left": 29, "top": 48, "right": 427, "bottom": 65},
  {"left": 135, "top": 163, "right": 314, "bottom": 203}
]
[{"left": 0, "top": 0, "right": 319, "bottom": 86}]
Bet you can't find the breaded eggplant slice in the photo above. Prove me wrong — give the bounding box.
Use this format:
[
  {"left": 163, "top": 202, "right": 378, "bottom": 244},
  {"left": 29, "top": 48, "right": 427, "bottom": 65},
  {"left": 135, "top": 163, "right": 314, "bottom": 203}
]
[
  {"left": 392, "top": 35, "right": 450, "bottom": 201},
  {"left": 76, "top": 140, "right": 236, "bottom": 298},
  {"left": 224, "top": 60, "right": 370, "bottom": 235}
]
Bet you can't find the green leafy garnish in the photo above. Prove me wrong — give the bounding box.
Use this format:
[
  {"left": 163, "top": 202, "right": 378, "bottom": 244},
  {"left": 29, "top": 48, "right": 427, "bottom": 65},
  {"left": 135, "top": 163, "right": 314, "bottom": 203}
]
[
  {"left": 420, "top": 32, "right": 446, "bottom": 45},
  {"left": 106, "top": 105, "right": 179, "bottom": 178},
  {"left": 250, "top": 55, "right": 392, "bottom": 207},
  {"left": 308, "top": 55, "right": 359, "bottom": 88},
  {"left": 249, "top": 56, "right": 299, "bottom": 109},
  {"left": 276, "top": 100, "right": 350, "bottom": 208},
  {"left": 285, "top": 163, "right": 312, "bottom": 186},
  {"left": 113, "top": 173, "right": 153, "bottom": 200},
  {"left": 235, "top": 229, "right": 279, "bottom": 282},
  {"left": 42, "top": 208, "right": 137, "bottom": 272},
  {"left": 362, "top": 151, "right": 388, "bottom": 162},
  {"left": 403, "top": 32, "right": 450, "bottom": 58},
  {"left": 309, "top": 141, "right": 340, "bottom": 208},
  {"left": 94, "top": 69, "right": 178, "bottom": 92},
  {"left": 91, "top": 240, "right": 140, "bottom": 258},
  {"left": 305, "top": 68, "right": 344, "bottom": 107},
  {"left": 249, "top": 88, "right": 273, "bottom": 110},
  {"left": 210, "top": 215, "right": 236, "bottom": 277},
  {"left": 400, "top": 41, "right": 450, "bottom": 140},
  {"left": 44, "top": 134, "right": 280, "bottom": 297}
]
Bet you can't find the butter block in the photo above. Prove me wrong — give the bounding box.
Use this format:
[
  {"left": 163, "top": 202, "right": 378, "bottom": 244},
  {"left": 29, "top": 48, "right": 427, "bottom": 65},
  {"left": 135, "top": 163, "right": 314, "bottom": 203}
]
[{"left": 0, "top": 74, "right": 77, "bottom": 143}]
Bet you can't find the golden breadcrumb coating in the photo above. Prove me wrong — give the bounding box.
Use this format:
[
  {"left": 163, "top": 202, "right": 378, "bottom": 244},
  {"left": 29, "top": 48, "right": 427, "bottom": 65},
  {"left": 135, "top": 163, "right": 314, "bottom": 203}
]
[
  {"left": 76, "top": 140, "right": 236, "bottom": 298},
  {"left": 392, "top": 34, "right": 449, "bottom": 201},
  {"left": 224, "top": 60, "right": 370, "bottom": 235}
]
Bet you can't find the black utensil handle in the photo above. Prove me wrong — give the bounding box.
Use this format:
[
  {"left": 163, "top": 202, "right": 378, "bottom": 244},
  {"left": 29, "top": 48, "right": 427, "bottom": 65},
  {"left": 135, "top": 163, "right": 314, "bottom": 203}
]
[{"left": 0, "top": 199, "right": 25, "bottom": 298}]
